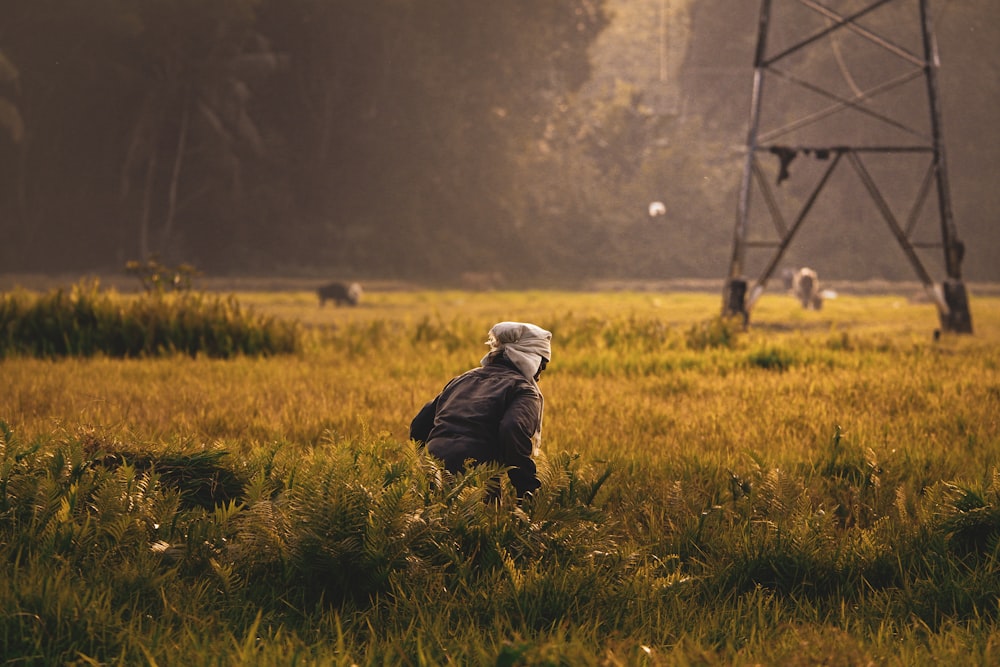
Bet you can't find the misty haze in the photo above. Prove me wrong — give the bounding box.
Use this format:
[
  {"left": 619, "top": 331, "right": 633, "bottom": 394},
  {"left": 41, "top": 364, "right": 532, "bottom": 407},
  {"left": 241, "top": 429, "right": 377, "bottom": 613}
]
[{"left": 0, "top": 0, "right": 996, "bottom": 289}]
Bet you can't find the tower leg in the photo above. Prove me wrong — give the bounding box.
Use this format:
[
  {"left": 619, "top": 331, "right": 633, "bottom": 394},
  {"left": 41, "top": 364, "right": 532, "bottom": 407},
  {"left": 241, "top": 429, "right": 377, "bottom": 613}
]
[
  {"left": 939, "top": 279, "right": 973, "bottom": 334},
  {"left": 723, "top": 277, "right": 748, "bottom": 323}
]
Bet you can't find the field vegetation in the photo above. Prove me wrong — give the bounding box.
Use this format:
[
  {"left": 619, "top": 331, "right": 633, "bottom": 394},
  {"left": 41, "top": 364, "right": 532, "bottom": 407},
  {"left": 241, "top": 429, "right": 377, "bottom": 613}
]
[{"left": 2, "top": 285, "right": 999, "bottom": 665}]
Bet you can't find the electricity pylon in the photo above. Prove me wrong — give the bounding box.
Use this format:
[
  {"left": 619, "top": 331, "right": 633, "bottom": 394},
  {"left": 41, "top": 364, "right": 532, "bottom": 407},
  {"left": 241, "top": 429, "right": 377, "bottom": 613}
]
[{"left": 721, "top": 0, "right": 972, "bottom": 333}]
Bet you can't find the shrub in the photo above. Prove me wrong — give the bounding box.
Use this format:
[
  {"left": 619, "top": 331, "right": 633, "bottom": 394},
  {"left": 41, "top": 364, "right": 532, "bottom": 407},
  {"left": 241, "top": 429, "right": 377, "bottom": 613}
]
[
  {"left": 125, "top": 256, "right": 201, "bottom": 293},
  {"left": 685, "top": 315, "right": 743, "bottom": 350},
  {"left": 0, "top": 281, "right": 299, "bottom": 358}
]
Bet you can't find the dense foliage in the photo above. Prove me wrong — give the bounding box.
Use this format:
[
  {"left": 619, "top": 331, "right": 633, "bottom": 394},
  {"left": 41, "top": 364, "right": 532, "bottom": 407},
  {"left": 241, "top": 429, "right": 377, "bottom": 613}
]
[
  {"left": 3, "top": 423, "right": 998, "bottom": 665},
  {"left": 0, "top": 281, "right": 299, "bottom": 358},
  {"left": 0, "top": 1, "right": 996, "bottom": 282},
  {"left": 0, "top": 0, "right": 610, "bottom": 279}
]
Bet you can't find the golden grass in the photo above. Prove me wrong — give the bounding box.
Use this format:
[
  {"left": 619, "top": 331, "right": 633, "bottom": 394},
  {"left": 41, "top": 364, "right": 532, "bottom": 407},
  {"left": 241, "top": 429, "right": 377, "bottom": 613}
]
[
  {"left": 3, "top": 286, "right": 1000, "bottom": 665},
  {"left": 4, "top": 288, "right": 997, "bottom": 475}
]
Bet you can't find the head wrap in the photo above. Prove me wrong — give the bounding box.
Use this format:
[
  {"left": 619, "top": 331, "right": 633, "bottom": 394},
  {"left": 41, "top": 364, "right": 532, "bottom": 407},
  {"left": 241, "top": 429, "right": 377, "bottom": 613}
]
[
  {"left": 481, "top": 321, "right": 552, "bottom": 455},
  {"left": 481, "top": 321, "right": 552, "bottom": 384}
]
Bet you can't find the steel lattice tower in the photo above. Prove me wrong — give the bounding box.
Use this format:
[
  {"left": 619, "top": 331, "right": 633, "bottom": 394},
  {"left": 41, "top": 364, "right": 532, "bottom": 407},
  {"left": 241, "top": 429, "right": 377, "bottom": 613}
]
[{"left": 721, "top": 0, "right": 972, "bottom": 333}]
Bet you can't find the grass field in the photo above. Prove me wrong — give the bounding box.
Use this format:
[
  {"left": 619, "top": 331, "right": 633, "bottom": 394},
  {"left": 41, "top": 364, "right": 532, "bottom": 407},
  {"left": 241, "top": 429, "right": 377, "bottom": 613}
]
[{"left": 2, "top": 284, "right": 999, "bottom": 665}]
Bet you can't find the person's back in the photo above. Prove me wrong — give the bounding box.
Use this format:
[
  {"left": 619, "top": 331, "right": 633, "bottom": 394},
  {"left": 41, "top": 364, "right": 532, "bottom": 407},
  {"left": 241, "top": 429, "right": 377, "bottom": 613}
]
[{"left": 410, "top": 321, "right": 552, "bottom": 499}]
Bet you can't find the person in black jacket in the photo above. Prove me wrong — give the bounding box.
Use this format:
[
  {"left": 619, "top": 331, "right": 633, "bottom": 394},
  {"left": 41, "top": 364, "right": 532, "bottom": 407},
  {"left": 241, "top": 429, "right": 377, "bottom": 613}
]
[{"left": 410, "top": 321, "right": 552, "bottom": 499}]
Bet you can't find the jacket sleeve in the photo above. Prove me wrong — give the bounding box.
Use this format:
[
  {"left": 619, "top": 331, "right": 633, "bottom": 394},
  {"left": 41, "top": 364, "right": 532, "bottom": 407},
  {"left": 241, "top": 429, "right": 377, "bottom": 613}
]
[
  {"left": 409, "top": 395, "right": 439, "bottom": 444},
  {"left": 499, "top": 388, "right": 542, "bottom": 497}
]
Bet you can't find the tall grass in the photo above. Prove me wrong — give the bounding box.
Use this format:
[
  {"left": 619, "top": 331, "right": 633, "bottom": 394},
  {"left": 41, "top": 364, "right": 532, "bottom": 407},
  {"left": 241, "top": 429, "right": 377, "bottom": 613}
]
[
  {"left": 0, "top": 280, "right": 299, "bottom": 358},
  {"left": 1, "top": 289, "right": 999, "bottom": 664},
  {"left": 2, "top": 421, "right": 998, "bottom": 664}
]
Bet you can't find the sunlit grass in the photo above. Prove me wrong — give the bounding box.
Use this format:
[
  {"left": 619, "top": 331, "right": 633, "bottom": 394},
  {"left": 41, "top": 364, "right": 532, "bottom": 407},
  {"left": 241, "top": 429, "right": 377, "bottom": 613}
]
[
  {"left": 2, "top": 287, "right": 999, "bottom": 664},
  {"left": 7, "top": 289, "right": 995, "bottom": 463}
]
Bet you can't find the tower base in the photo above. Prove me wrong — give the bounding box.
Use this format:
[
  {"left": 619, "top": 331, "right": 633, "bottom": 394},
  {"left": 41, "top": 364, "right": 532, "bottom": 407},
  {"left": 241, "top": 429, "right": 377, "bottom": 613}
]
[
  {"left": 940, "top": 279, "right": 973, "bottom": 334},
  {"left": 722, "top": 278, "right": 748, "bottom": 323}
]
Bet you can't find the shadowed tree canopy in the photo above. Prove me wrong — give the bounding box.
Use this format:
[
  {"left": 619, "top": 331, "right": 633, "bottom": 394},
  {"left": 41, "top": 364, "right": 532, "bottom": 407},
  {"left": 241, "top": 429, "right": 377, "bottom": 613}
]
[
  {"left": 0, "top": 0, "right": 612, "bottom": 281},
  {"left": 0, "top": 0, "right": 996, "bottom": 284}
]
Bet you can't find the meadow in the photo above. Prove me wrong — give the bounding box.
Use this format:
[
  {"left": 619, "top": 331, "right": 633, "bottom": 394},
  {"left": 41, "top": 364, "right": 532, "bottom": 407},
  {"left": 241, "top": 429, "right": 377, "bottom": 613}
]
[{"left": 2, "top": 283, "right": 999, "bottom": 665}]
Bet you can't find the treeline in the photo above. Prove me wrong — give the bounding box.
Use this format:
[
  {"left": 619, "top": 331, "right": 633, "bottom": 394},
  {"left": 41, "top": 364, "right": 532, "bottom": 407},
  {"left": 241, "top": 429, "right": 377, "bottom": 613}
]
[
  {"left": 0, "top": 0, "right": 742, "bottom": 283},
  {"left": 0, "top": 1, "right": 617, "bottom": 280},
  {"left": 0, "top": 0, "right": 995, "bottom": 284}
]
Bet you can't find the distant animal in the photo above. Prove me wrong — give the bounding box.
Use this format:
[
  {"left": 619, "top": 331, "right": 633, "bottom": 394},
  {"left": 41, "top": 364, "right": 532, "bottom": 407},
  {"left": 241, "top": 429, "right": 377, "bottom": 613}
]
[
  {"left": 317, "top": 281, "right": 362, "bottom": 307},
  {"left": 792, "top": 267, "right": 823, "bottom": 310}
]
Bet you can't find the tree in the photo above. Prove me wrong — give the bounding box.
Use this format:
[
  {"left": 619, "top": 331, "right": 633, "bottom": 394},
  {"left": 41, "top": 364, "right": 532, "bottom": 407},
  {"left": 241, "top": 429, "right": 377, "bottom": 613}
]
[
  {"left": 118, "top": 0, "right": 285, "bottom": 264},
  {"left": 0, "top": 49, "right": 23, "bottom": 143},
  {"left": 255, "top": 0, "right": 609, "bottom": 279}
]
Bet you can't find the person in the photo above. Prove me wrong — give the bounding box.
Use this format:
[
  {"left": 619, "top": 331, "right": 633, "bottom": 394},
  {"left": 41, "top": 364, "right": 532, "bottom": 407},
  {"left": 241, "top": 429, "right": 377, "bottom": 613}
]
[{"left": 410, "top": 321, "right": 552, "bottom": 500}]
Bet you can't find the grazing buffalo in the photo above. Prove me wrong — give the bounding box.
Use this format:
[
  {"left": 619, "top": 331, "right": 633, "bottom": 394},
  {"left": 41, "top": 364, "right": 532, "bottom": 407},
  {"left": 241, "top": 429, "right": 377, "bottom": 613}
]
[
  {"left": 792, "top": 267, "right": 823, "bottom": 310},
  {"left": 317, "top": 281, "right": 362, "bottom": 307}
]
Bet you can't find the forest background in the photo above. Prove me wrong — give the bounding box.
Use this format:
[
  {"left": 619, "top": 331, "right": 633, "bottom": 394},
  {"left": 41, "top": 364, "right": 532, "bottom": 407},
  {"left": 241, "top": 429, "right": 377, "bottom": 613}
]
[{"left": 0, "top": 0, "right": 997, "bottom": 286}]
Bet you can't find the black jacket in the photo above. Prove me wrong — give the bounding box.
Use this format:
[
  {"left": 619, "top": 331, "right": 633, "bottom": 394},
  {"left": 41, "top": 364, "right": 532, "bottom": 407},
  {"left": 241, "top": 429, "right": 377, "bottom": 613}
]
[{"left": 410, "top": 356, "right": 541, "bottom": 496}]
